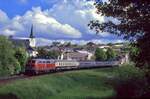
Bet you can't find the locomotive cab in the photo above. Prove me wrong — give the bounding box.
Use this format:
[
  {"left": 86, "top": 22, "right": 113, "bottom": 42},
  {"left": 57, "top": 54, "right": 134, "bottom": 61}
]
[
  {"left": 25, "top": 59, "right": 36, "bottom": 74},
  {"left": 25, "top": 59, "right": 56, "bottom": 74}
]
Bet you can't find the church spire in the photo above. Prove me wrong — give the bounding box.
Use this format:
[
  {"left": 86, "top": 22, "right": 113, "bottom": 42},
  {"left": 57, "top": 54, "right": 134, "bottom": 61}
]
[{"left": 30, "top": 24, "right": 34, "bottom": 38}]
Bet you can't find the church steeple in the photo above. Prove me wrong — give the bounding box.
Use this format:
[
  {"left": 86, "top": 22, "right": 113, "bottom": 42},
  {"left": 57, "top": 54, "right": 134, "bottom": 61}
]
[
  {"left": 30, "top": 25, "right": 34, "bottom": 38},
  {"left": 29, "top": 24, "right": 36, "bottom": 48}
]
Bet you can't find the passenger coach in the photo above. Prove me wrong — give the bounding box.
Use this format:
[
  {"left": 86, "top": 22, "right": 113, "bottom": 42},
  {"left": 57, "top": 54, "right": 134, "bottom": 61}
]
[{"left": 55, "top": 60, "right": 79, "bottom": 70}]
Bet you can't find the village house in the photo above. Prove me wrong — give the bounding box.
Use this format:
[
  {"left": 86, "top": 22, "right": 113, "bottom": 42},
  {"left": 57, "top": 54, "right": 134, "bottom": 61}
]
[{"left": 58, "top": 50, "right": 94, "bottom": 61}]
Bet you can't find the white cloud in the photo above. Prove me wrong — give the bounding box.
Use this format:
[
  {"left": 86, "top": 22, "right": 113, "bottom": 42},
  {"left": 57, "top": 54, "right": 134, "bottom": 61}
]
[
  {"left": 0, "top": 10, "right": 13, "bottom": 36},
  {"left": 48, "top": 0, "right": 105, "bottom": 37},
  {"left": 0, "top": 9, "right": 10, "bottom": 31},
  {"left": 35, "top": 38, "right": 125, "bottom": 46},
  {"left": 0, "top": 9, "right": 9, "bottom": 23},
  {"left": 35, "top": 38, "right": 103, "bottom": 46},
  {"left": 114, "top": 40, "right": 125, "bottom": 43},
  {"left": 36, "top": 38, "right": 52, "bottom": 46},
  {"left": 0, "top": 0, "right": 123, "bottom": 44},
  {"left": 1, "top": 29, "right": 16, "bottom": 36},
  {"left": 0, "top": 7, "right": 82, "bottom": 38},
  {"left": 35, "top": 38, "right": 124, "bottom": 46}
]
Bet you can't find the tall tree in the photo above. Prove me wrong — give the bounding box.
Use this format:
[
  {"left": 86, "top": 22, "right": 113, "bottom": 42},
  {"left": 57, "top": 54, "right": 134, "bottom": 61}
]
[
  {"left": 86, "top": 42, "right": 96, "bottom": 46},
  {"left": 88, "top": 0, "right": 150, "bottom": 68},
  {"left": 37, "top": 48, "right": 48, "bottom": 58},
  {"left": 47, "top": 51, "right": 60, "bottom": 59},
  {"left": 65, "top": 42, "right": 72, "bottom": 47},
  {"left": 106, "top": 48, "right": 117, "bottom": 60},
  {"left": 0, "top": 36, "right": 20, "bottom": 75},
  {"left": 52, "top": 42, "right": 61, "bottom": 47},
  {"left": 95, "top": 48, "right": 107, "bottom": 61}
]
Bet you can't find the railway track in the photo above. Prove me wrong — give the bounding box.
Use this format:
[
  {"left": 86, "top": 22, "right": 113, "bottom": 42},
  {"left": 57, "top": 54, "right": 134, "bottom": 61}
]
[{"left": 0, "top": 75, "right": 29, "bottom": 85}]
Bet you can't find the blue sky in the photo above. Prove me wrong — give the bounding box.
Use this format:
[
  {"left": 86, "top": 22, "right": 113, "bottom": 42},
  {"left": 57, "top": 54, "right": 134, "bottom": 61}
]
[{"left": 0, "top": 0, "right": 124, "bottom": 45}]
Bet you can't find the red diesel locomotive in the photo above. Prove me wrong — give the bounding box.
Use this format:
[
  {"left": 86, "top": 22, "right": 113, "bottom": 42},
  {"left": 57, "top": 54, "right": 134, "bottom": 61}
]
[{"left": 25, "top": 59, "right": 56, "bottom": 74}]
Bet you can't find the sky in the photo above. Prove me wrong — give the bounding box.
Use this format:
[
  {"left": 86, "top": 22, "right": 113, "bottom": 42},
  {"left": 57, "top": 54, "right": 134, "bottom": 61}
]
[{"left": 0, "top": 0, "right": 124, "bottom": 46}]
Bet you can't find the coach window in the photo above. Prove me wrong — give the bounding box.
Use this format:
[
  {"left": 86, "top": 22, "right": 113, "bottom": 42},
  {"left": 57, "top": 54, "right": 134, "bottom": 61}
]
[
  {"left": 47, "top": 61, "right": 50, "bottom": 63},
  {"left": 43, "top": 61, "right": 46, "bottom": 63},
  {"left": 38, "top": 61, "right": 42, "bottom": 63}
]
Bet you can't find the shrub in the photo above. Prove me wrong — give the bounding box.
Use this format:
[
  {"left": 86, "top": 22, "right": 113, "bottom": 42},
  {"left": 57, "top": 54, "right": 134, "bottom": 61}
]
[
  {"left": 106, "top": 48, "right": 117, "bottom": 61},
  {"left": 95, "top": 48, "right": 107, "bottom": 61},
  {"left": 14, "top": 61, "right": 21, "bottom": 74},
  {"left": 14, "top": 47, "right": 28, "bottom": 72},
  {"left": 0, "top": 36, "right": 21, "bottom": 76},
  {"left": 110, "top": 64, "right": 149, "bottom": 98}
]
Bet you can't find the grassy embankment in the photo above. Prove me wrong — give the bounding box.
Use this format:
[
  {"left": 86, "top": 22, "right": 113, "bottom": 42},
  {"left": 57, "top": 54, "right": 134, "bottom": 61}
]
[{"left": 0, "top": 64, "right": 147, "bottom": 99}]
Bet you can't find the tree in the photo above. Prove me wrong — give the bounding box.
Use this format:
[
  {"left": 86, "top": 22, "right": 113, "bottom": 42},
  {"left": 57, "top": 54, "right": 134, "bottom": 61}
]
[
  {"left": 106, "top": 48, "right": 117, "bottom": 60},
  {"left": 37, "top": 48, "right": 48, "bottom": 58},
  {"left": 47, "top": 51, "right": 60, "bottom": 59},
  {"left": 0, "top": 36, "right": 19, "bottom": 76},
  {"left": 128, "top": 43, "right": 139, "bottom": 62},
  {"left": 65, "top": 42, "right": 72, "bottom": 47},
  {"left": 14, "top": 47, "right": 28, "bottom": 72},
  {"left": 95, "top": 48, "right": 107, "bottom": 61},
  {"left": 107, "top": 43, "right": 113, "bottom": 46},
  {"left": 89, "top": 1, "right": 150, "bottom": 97},
  {"left": 52, "top": 42, "right": 61, "bottom": 47},
  {"left": 86, "top": 42, "right": 96, "bottom": 46},
  {"left": 37, "top": 48, "right": 60, "bottom": 59},
  {"left": 88, "top": 0, "right": 150, "bottom": 68}
]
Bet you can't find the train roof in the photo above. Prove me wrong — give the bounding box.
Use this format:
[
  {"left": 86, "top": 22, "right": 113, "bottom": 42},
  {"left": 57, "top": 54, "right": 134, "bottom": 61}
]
[
  {"left": 55, "top": 60, "right": 78, "bottom": 62},
  {"left": 31, "top": 58, "right": 55, "bottom": 61}
]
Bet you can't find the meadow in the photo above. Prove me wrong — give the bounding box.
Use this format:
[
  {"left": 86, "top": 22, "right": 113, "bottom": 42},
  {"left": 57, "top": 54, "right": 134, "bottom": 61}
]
[{"left": 0, "top": 64, "right": 147, "bottom": 99}]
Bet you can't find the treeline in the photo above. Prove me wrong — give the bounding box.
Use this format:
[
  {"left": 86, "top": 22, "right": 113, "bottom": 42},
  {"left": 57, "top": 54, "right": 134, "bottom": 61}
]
[
  {"left": 95, "top": 48, "right": 117, "bottom": 61},
  {"left": 0, "top": 36, "right": 28, "bottom": 76},
  {"left": 37, "top": 48, "right": 60, "bottom": 59}
]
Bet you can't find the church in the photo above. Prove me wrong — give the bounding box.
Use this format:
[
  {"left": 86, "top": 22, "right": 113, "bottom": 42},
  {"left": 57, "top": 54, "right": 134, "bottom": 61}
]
[{"left": 10, "top": 25, "right": 38, "bottom": 57}]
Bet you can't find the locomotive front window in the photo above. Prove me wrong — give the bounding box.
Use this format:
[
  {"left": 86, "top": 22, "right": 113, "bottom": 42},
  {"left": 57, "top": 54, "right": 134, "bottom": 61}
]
[{"left": 32, "top": 60, "right": 36, "bottom": 63}]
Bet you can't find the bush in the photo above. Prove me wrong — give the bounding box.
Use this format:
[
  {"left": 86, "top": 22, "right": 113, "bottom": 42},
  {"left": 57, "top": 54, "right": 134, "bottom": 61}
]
[
  {"left": 0, "top": 66, "right": 10, "bottom": 76},
  {"left": 0, "top": 36, "right": 22, "bottom": 76},
  {"left": 14, "top": 47, "right": 28, "bottom": 72},
  {"left": 95, "top": 48, "right": 107, "bottom": 61},
  {"left": 14, "top": 61, "right": 21, "bottom": 74},
  {"left": 110, "top": 64, "right": 149, "bottom": 98},
  {"left": 106, "top": 48, "right": 117, "bottom": 61}
]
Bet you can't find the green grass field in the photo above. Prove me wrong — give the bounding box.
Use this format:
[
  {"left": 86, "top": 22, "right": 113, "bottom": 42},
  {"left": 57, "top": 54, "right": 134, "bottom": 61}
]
[{"left": 0, "top": 65, "right": 146, "bottom": 99}]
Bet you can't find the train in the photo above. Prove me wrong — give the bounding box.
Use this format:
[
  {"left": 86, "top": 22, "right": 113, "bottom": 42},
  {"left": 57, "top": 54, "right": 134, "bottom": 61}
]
[{"left": 25, "top": 58, "right": 120, "bottom": 74}]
